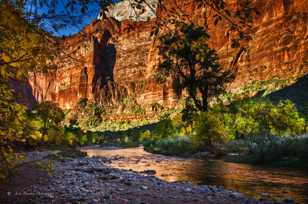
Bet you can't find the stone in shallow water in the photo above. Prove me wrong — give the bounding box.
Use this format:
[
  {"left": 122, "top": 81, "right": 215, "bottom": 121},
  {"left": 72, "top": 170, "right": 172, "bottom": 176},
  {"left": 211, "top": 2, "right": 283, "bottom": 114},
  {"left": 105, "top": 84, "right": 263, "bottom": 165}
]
[
  {"left": 185, "top": 187, "right": 192, "bottom": 192},
  {"left": 140, "top": 170, "right": 156, "bottom": 175},
  {"left": 140, "top": 185, "right": 148, "bottom": 190}
]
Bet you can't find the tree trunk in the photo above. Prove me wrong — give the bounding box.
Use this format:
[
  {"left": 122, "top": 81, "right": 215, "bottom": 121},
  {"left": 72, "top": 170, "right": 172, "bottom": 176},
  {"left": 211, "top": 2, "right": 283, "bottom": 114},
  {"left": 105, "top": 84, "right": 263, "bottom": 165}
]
[{"left": 200, "top": 86, "right": 209, "bottom": 112}]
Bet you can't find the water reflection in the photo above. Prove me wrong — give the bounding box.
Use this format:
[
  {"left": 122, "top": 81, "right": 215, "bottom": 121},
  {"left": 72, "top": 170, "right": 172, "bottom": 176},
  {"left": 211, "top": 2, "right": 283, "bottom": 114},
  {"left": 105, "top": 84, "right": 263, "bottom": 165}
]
[{"left": 82, "top": 146, "right": 308, "bottom": 203}]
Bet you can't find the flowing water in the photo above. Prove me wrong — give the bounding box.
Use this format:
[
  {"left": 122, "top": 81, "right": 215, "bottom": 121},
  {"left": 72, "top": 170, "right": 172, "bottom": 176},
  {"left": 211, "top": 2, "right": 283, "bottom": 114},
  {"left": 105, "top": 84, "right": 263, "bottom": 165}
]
[{"left": 81, "top": 146, "right": 308, "bottom": 203}]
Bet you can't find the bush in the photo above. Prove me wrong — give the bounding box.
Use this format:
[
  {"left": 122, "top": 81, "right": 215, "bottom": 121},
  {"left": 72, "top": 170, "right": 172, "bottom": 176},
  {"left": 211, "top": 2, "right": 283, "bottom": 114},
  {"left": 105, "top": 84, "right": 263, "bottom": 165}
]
[
  {"left": 64, "top": 126, "right": 100, "bottom": 146},
  {"left": 140, "top": 112, "right": 196, "bottom": 155},
  {"left": 192, "top": 112, "right": 230, "bottom": 149},
  {"left": 0, "top": 100, "right": 65, "bottom": 179},
  {"left": 32, "top": 101, "right": 65, "bottom": 144},
  {"left": 229, "top": 99, "right": 306, "bottom": 138},
  {"left": 243, "top": 135, "right": 308, "bottom": 165},
  {"left": 68, "top": 99, "right": 105, "bottom": 130},
  {"left": 64, "top": 130, "right": 77, "bottom": 146},
  {"left": 152, "top": 118, "right": 176, "bottom": 138},
  {"left": 139, "top": 130, "right": 151, "bottom": 142},
  {"left": 143, "top": 99, "right": 306, "bottom": 156},
  {"left": 144, "top": 136, "right": 195, "bottom": 155}
]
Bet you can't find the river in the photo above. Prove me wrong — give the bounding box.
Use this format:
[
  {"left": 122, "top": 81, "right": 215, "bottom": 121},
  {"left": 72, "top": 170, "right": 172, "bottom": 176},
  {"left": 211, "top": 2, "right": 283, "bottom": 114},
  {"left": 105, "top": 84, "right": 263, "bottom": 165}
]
[{"left": 81, "top": 146, "right": 308, "bottom": 203}]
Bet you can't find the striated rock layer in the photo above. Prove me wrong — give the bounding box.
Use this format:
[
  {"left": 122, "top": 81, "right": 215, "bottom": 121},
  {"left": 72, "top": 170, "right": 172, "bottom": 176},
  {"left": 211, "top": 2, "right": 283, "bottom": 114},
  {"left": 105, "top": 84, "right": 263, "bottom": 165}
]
[{"left": 29, "top": 0, "right": 308, "bottom": 110}]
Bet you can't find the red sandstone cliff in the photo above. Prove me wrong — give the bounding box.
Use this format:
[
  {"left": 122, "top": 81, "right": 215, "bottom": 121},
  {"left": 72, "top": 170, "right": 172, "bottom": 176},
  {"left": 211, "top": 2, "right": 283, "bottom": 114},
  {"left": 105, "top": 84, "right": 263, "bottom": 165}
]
[{"left": 29, "top": 0, "right": 308, "bottom": 110}]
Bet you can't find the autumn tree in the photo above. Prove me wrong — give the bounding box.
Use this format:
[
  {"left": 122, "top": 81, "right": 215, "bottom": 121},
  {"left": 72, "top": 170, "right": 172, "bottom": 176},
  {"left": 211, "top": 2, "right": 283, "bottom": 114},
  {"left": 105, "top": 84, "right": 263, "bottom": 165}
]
[
  {"left": 33, "top": 102, "right": 65, "bottom": 134},
  {"left": 0, "top": 3, "right": 56, "bottom": 179}
]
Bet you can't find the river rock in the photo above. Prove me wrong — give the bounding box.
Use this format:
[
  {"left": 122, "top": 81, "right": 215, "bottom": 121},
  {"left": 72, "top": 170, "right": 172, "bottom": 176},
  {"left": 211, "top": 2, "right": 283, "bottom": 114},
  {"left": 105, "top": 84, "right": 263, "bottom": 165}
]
[
  {"left": 193, "top": 151, "right": 211, "bottom": 158},
  {"left": 140, "top": 185, "right": 148, "bottom": 190},
  {"left": 140, "top": 170, "right": 156, "bottom": 175},
  {"left": 97, "top": 174, "right": 119, "bottom": 180}
]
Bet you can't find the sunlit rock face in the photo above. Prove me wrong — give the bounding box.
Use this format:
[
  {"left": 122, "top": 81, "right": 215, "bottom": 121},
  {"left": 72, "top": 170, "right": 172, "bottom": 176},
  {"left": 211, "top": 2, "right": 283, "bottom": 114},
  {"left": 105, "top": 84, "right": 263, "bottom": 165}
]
[
  {"left": 29, "top": 19, "right": 121, "bottom": 109},
  {"left": 210, "top": 0, "right": 308, "bottom": 90},
  {"left": 106, "top": 0, "right": 159, "bottom": 21},
  {"left": 156, "top": 0, "right": 308, "bottom": 90},
  {"left": 29, "top": 0, "right": 308, "bottom": 110}
]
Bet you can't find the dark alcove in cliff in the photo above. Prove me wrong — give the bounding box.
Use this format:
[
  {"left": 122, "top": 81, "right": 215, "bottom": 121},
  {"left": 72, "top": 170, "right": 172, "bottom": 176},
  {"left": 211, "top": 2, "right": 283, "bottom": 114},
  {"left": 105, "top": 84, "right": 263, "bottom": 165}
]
[{"left": 92, "top": 29, "right": 126, "bottom": 106}]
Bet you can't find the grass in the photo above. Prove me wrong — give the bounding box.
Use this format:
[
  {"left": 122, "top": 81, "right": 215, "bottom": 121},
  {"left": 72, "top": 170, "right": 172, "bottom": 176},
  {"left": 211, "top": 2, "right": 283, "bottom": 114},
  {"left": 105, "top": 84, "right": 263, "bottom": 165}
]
[{"left": 225, "top": 135, "right": 308, "bottom": 168}]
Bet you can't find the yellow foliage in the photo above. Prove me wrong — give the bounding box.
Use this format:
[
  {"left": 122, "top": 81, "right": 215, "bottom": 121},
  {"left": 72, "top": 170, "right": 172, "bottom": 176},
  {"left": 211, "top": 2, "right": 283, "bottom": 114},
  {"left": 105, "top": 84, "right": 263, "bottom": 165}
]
[
  {"left": 0, "top": 4, "right": 55, "bottom": 76},
  {"left": 30, "top": 131, "right": 42, "bottom": 140}
]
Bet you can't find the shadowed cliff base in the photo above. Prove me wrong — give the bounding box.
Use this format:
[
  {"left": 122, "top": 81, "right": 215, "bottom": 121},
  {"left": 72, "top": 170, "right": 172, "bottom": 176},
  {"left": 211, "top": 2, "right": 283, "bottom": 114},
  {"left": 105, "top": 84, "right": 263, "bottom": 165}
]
[
  {"left": 10, "top": 78, "right": 37, "bottom": 109},
  {"left": 267, "top": 74, "right": 308, "bottom": 115}
]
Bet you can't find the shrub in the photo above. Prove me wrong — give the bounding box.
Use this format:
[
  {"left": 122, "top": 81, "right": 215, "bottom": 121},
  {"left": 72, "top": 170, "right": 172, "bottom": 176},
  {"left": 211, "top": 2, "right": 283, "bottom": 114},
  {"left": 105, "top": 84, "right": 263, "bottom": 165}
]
[
  {"left": 0, "top": 99, "right": 65, "bottom": 179},
  {"left": 32, "top": 101, "right": 65, "bottom": 144},
  {"left": 139, "top": 112, "right": 197, "bottom": 155},
  {"left": 34, "top": 101, "right": 65, "bottom": 128},
  {"left": 0, "top": 99, "right": 29, "bottom": 179},
  {"left": 69, "top": 99, "right": 105, "bottom": 130},
  {"left": 230, "top": 99, "right": 306, "bottom": 138},
  {"left": 144, "top": 136, "right": 195, "bottom": 155},
  {"left": 268, "top": 100, "right": 306, "bottom": 136},
  {"left": 152, "top": 118, "right": 176, "bottom": 139},
  {"left": 151, "top": 102, "right": 164, "bottom": 113},
  {"left": 45, "top": 126, "right": 64, "bottom": 145},
  {"left": 139, "top": 130, "right": 152, "bottom": 142},
  {"left": 64, "top": 130, "right": 77, "bottom": 146},
  {"left": 132, "top": 104, "right": 146, "bottom": 115},
  {"left": 64, "top": 125, "right": 100, "bottom": 146},
  {"left": 192, "top": 111, "right": 230, "bottom": 148},
  {"left": 244, "top": 135, "right": 308, "bottom": 164}
]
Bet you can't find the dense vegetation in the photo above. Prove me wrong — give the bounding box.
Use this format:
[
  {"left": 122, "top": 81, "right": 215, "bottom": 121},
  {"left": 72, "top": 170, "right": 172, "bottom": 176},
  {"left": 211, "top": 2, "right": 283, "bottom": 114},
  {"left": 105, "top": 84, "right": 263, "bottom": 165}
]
[
  {"left": 0, "top": 99, "right": 100, "bottom": 179},
  {"left": 138, "top": 99, "right": 307, "bottom": 157},
  {"left": 52, "top": 93, "right": 307, "bottom": 166},
  {"left": 0, "top": 4, "right": 55, "bottom": 179}
]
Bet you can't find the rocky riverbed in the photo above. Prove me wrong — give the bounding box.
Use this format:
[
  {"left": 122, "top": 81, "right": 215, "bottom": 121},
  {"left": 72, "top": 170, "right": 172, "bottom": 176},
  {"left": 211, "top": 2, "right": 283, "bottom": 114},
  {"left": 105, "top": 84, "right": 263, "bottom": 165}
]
[{"left": 0, "top": 150, "right": 294, "bottom": 204}]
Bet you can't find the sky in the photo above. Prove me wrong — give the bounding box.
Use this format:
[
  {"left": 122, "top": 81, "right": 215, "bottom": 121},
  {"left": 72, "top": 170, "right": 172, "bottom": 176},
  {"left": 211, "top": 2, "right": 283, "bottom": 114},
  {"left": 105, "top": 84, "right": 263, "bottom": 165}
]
[{"left": 24, "top": 0, "right": 121, "bottom": 37}]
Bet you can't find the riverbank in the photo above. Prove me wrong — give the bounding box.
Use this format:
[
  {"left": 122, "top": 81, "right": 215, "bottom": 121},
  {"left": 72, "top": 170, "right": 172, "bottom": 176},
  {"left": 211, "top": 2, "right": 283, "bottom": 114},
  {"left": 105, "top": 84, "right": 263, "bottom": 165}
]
[
  {"left": 82, "top": 146, "right": 308, "bottom": 203},
  {"left": 0, "top": 149, "right": 293, "bottom": 204}
]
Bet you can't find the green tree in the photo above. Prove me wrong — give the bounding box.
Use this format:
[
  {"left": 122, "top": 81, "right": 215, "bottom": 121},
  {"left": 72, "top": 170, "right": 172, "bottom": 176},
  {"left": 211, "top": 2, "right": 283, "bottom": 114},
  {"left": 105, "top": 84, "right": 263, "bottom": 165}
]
[
  {"left": 69, "top": 99, "right": 104, "bottom": 130},
  {"left": 0, "top": 80, "right": 28, "bottom": 179},
  {"left": 0, "top": 3, "right": 55, "bottom": 179},
  {"left": 157, "top": 22, "right": 234, "bottom": 111},
  {"left": 32, "top": 101, "right": 65, "bottom": 144},
  {"left": 232, "top": 99, "right": 306, "bottom": 137},
  {"left": 33, "top": 101, "right": 65, "bottom": 134},
  {"left": 193, "top": 111, "right": 230, "bottom": 147},
  {"left": 0, "top": 3, "right": 55, "bottom": 73}
]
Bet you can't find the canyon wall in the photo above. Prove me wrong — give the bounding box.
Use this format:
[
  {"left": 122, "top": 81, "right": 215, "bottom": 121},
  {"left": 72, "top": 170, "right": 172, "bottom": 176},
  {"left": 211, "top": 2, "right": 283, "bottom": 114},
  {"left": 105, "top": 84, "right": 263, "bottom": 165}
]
[{"left": 29, "top": 0, "right": 308, "bottom": 110}]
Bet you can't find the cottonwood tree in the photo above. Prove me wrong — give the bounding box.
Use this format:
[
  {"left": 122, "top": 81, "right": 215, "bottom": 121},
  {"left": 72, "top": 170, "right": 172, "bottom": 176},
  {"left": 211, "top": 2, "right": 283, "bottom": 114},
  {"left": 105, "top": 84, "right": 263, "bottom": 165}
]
[
  {"left": 157, "top": 22, "right": 234, "bottom": 112},
  {"left": 152, "top": 0, "right": 256, "bottom": 114},
  {"left": 33, "top": 101, "right": 65, "bottom": 136}
]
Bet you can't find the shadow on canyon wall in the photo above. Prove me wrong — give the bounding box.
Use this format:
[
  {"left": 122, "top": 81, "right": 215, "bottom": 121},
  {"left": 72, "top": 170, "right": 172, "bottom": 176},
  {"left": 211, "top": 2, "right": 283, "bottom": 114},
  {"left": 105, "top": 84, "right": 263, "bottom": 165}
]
[
  {"left": 91, "top": 30, "right": 125, "bottom": 105},
  {"left": 14, "top": 73, "right": 308, "bottom": 115},
  {"left": 10, "top": 78, "right": 37, "bottom": 109},
  {"left": 267, "top": 74, "right": 308, "bottom": 115}
]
